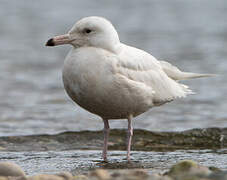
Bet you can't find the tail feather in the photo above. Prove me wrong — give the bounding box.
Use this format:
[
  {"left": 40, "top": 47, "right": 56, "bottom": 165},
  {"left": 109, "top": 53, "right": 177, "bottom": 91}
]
[
  {"left": 176, "top": 72, "right": 214, "bottom": 80},
  {"left": 159, "top": 60, "right": 215, "bottom": 81}
]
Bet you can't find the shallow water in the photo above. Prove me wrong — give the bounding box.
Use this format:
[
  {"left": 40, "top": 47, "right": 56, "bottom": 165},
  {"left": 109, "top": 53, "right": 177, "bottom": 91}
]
[
  {"left": 0, "top": 150, "right": 226, "bottom": 175},
  {"left": 0, "top": 0, "right": 227, "bottom": 136}
]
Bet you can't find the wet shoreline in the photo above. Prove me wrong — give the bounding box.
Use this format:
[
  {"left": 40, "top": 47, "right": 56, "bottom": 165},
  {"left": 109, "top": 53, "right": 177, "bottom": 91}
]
[
  {"left": 0, "top": 128, "right": 226, "bottom": 178},
  {"left": 0, "top": 128, "right": 226, "bottom": 152}
]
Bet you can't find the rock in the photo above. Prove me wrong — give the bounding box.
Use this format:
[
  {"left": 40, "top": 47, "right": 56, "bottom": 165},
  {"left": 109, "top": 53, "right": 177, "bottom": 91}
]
[
  {"left": 0, "top": 176, "right": 26, "bottom": 180},
  {"left": 57, "top": 172, "right": 74, "bottom": 180},
  {"left": 166, "top": 160, "right": 211, "bottom": 179},
  {"left": 148, "top": 173, "right": 173, "bottom": 180},
  {"left": 0, "top": 147, "right": 5, "bottom": 151},
  {"left": 10, "top": 177, "right": 26, "bottom": 180},
  {"left": 207, "top": 171, "right": 227, "bottom": 180},
  {"left": 27, "top": 172, "right": 73, "bottom": 180},
  {"left": 208, "top": 166, "right": 222, "bottom": 173},
  {"left": 0, "top": 177, "right": 8, "bottom": 180},
  {"left": 74, "top": 175, "right": 89, "bottom": 180},
  {"left": 27, "top": 174, "right": 71, "bottom": 180},
  {"left": 0, "top": 162, "right": 25, "bottom": 177},
  {"left": 89, "top": 169, "right": 150, "bottom": 180},
  {"left": 89, "top": 169, "right": 110, "bottom": 180},
  {"left": 109, "top": 169, "right": 149, "bottom": 180}
]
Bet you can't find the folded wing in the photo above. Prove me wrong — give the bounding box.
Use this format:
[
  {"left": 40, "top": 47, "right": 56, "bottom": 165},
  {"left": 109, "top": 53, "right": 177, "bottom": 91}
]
[{"left": 115, "top": 44, "right": 193, "bottom": 105}]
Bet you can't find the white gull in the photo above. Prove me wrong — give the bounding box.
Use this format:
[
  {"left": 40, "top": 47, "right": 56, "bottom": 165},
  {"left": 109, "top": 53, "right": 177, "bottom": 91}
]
[{"left": 46, "top": 16, "right": 213, "bottom": 161}]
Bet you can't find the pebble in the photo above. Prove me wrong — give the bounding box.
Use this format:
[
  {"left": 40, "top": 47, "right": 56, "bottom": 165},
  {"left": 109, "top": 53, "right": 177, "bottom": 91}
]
[
  {"left": 0, "top": 160, "right": 226, "bottom": 180},
  {"left": 166, "top": 160, "right": 211, "bottom": 178},
  {"left": 148, "top": 174, "right": 172, "bottom": 180},
  {"left": 27, "top": 174, "right": 68, "bottom": 180},
  {"left": 90, "top": 169, "right": 110, "bottom": 180},
  {"left": 74, "top": 175, "right": 89, "bottom": 180},
  {"left": 109, "top": 169, "right": 149, "bottom": 180},
  {"left": 0, "top": 162, "right": 25, "bottom": 177},
  {"left": 208, "top": 171, "right": 227, "bottom": 180},
  {"left": 57, "top": 172, "right": 74, "bottom": 180}
]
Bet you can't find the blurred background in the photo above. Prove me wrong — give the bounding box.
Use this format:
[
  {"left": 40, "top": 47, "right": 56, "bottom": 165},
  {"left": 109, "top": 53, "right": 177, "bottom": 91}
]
[{"left": 0, "top": 0, "right": 226, "bottom": 136}]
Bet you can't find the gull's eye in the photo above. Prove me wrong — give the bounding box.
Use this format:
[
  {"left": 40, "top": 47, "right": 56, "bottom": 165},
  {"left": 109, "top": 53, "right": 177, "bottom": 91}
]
[{"left": 84, "top": 28, "right": 92, "bottom": 34}]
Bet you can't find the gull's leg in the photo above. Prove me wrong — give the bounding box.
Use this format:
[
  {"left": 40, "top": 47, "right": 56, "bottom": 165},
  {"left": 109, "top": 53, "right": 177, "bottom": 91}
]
[
  {"left": 127, "top": 114, "right": 133, "bottom": 161},
  {"left": 102, "top": 118, "right": 110, "bottom": 162}
]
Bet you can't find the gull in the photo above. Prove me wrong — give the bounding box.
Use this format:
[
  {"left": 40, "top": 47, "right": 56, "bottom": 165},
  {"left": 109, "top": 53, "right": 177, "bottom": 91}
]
[{"left": 46, "top": 16, "right": 213, "bottom": 161}]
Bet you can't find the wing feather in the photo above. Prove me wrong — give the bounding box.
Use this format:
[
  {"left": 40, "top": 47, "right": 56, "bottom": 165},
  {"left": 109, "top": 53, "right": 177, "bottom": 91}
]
[{"left": 116, "top": 44, "right": 193, "bottom": 104}]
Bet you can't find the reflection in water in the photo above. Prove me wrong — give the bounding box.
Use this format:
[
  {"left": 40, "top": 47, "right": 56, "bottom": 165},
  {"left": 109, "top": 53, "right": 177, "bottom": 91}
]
[{"left": 0, "top": 0, "right": 227, "bottom": 136}]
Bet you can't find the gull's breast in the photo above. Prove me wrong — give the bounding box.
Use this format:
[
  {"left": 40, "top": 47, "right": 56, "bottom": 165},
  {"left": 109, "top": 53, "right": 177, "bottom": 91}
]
[{"left": 62, "top": 47, "right": 153, "bottom": 119}]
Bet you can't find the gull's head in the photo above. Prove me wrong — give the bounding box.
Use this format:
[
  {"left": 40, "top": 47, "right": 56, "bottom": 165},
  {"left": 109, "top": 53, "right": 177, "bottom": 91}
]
[{"left": 46, "top": 16, "right": 120, "bottom": 53}]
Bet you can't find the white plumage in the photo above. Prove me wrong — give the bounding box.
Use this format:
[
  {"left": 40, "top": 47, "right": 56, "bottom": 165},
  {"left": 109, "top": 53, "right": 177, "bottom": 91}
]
[{"left": 46, "top": 16, "right": 212, "bottom": 161}]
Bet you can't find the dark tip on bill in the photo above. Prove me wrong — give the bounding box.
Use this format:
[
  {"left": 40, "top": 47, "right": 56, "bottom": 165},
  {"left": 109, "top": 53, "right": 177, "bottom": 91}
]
[{"left": 45, "top": 38, "right": 55, "bottom": 46}]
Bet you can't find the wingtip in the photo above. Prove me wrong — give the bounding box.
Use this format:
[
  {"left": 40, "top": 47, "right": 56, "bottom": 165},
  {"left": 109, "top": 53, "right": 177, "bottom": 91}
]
[{"left": 202, "top": 73, "right": 217, "bottom": 78}]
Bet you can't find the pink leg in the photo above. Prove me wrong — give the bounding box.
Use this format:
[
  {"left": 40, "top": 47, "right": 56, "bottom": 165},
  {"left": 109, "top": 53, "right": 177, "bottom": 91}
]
[
  {"left": 127, "top": 115, "right": 133, "bottom": 161},
  {"left": 102, "top": 119, "right": 110, "bottom": 162}
]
